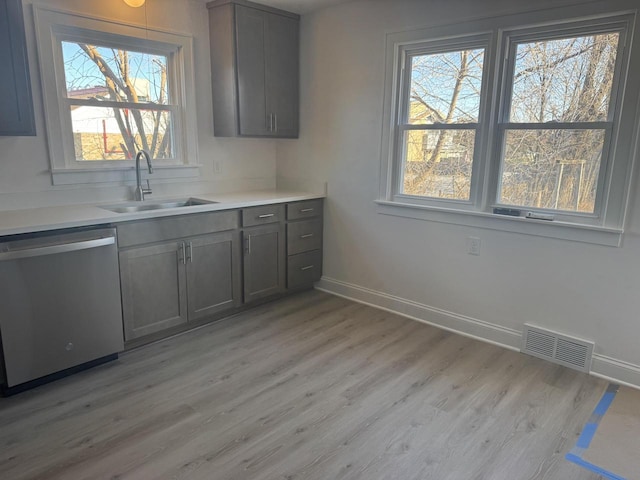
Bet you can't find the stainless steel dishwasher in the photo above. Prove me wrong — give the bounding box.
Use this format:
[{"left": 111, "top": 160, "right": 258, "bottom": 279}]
[{"left": 0, "top": 227, "right": 124, "bottom": 395}]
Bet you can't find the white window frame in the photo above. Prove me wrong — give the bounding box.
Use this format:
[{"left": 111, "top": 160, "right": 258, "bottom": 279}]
[
  {"left": 378, "top": 3, "right": 640, "bottom": 246},
  {"left": 394, "top": 34, "right": 491, "bottom": 211},
  {"left": 493, "top": 19, "right": 629, "bottom": 224},
  {"left": 33, "top": 5, "right": 200, "bottom": 185}
]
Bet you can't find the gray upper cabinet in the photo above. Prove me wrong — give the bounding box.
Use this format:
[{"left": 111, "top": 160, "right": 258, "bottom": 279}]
[
  {"left": 0, "top": 0, "right": 36, "bottom": 136},
  {"left": 207, "top": 0, "right": 299, "bottom": 137}
]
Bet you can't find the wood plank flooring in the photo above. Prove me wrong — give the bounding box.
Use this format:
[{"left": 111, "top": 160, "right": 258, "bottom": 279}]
[{"left": 0, "top": 290, "right": 605, "bottom": 479}]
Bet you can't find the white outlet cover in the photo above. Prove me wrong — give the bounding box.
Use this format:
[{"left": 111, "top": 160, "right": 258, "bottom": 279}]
[{"left": 467, "top": 236, "right": 481, "bottom": 255}]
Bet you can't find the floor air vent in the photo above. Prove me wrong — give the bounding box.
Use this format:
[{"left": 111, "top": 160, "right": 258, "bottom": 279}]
[{"left": 521, "top": 324, "right": 593, "bottom": 373}]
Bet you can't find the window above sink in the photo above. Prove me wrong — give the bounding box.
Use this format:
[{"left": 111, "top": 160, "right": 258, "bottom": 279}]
[{"left": 33, "top": 6, "right": 200, "bottom": 185}]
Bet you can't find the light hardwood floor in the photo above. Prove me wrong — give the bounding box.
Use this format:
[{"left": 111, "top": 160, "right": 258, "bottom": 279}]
[{"left": 0, "top": 290, "right": 605, "bottom": 480}]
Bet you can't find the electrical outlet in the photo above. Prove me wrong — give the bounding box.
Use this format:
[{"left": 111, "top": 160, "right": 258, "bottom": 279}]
[
  {"left": 467, "top": 236, "right": 481, "bottom": 255},
  {"left": 213, "top": 161, "right": 221, "bottom": 174}
]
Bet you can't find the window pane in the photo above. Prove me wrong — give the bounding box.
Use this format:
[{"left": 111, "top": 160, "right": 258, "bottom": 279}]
[
  {"left": 62, "top": 41, "right": 169, "bottom": 105},
  {"left": 70, "top": 106, "right": 174, "bottom": 161},
  {"left": 401, "top": 129, "right": 475, "bottom": 200},
  {"left": 499, "top": 129, "right": 605, "bottom": 213},
  {"left": 510, "top": 33, "right": 619, "bottom": 123},
  {"left": 408, "top": 48, "right": 484, "bottom": 125}
]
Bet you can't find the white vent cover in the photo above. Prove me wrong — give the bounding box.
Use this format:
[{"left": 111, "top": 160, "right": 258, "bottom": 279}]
[{"left": 521, "top": 324, "right": 594, "bottom": 373}]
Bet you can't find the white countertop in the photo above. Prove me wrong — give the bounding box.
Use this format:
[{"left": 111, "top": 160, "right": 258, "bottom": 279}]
[{"left": 0, "top": 190, "right": 325, "bottom": 237}]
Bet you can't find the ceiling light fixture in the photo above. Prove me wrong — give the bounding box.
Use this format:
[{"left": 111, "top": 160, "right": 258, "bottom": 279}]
[{"left": 123, "top": 0, "right": 145, "bottom": 7}]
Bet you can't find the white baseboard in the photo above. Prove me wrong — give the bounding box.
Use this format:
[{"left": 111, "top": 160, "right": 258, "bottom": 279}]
[
  {"left": 316, "top": 276, "right": 522, "bottom": 351},
  {"left": 591, "top": 355, "right": 640, "bottom": 390},
  {"left": 316, "top": 276, "right": 640, "bottom": 389}
]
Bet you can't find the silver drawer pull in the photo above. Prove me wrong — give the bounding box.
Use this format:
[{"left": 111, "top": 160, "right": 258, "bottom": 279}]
[
  {"left": 300, "top": 233, "right": 314, "bottom": 239},
  {"left": 300, "top": 208, "right": 314, "bottom": 213},
  {"left": 258, "top": 213, "right": 275, "bottom": 219},
  {"left": 179, "top": 242, "right": 186, "bottom": 265},
  {"left": 300, "top": 265, "right": 314, "bottom": 271}
]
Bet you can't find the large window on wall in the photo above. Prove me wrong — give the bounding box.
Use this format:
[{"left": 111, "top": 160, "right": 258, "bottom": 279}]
[
  {"left": 379, "top": 7, "right": 640, "bottom": 245},
  {"left": 34, "top": 6, "right": 199, "bottom": 185}
]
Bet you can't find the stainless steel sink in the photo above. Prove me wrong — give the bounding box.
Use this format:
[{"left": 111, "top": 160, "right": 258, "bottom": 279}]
[{"left": 100, "top": 198, "right": 217, "bottom": 214}]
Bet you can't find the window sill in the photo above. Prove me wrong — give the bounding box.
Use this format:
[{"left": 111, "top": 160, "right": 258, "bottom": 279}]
[
  {"left": 375, "top": 199, "right": 623, "bottom": 247},
  {"left": 51, "top": 164, "right": 201, "bottom": 186}
]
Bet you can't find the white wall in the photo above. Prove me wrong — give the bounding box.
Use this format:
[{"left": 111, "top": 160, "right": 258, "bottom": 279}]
[
  {"left": 0, "top": 0, "right": 277, "bottom": 210},
  {"left": 277, "top": 0, "right": 640, "bottom": 385}
]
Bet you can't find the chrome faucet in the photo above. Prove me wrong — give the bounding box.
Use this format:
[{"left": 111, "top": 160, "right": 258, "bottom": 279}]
[{"left": 134, "top": 150, "right": 153, "bottom": 201}]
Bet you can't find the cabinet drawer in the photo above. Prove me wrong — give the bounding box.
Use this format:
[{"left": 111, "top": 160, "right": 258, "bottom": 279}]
[
  {"left": 287, "top": 219, "right": 322, "bottom": 255},
  {"left": 117, "top": 210, "right": 239, "bottom": 248},
  {"left": 287, "top": 250, "right": 322, "bottom": 288},
  {"left": 287, "top": 199, "right": 322, "bottom": 220},
  {"left": 242, "top": 204, "right": 284, "bottom": 227}
]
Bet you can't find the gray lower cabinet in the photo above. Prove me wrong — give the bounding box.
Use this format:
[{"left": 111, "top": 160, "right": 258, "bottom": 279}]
[
  {"left": 117, "top": 201, "right": 322, "bottom": 343},
  {"left": 243, "top": 223, "right": 286, "bottom": 303},
  {"left": 120, "top": 232, "right": 242, "bottom": 341},
  {"left": 186, "top": 231, "right": 242, "bottom": 321},
  {"left": 286, "top": 200, "right": 323, "bottom": 289},
  {"left": 119, "top": 241, "right": 188, "bottom": 341},
  {"left": 117, "top": 211, "right": 242, "bottom": 342}
]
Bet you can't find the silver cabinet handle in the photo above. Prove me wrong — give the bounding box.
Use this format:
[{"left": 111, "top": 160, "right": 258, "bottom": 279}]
[
  {"left": 180, "top": 242, "right": 186, "bottom": 265},
  {"left": 274, "top": 113, "right": 278, "bottom": 132},
  {"left": 258, "top": 213, "right": 275, "bottom": 219},
  {"left": 300, "top": 265, "right": 314, "bottom": 271},
  {"left": 300, "top": 233, "right": 314, "bottom": 239},
  {"left": 0, "top": 237, "right": 114, "bottom": 261},
  {"left": 245, "top": 235, "right": 251, "bottom": 255},
  {"left": 187, "top": 241, "right": 193, "bottom": 263},
  {"left": 300, "top": 208, "right": 314, "bottom": 213},
  {"left": 268, "top": 113, "right": 273, "bottom": 132}
]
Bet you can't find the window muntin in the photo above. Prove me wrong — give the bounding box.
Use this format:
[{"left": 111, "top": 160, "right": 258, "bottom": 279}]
[
  {"left": 399, "top": 46, "right": 486, "bottom": 201},
  {"left": 61, "top": 41, "right": 175, "bottom": 162},
  {"left": 497, "top": 31, "right": 622, "bottom": 214}
]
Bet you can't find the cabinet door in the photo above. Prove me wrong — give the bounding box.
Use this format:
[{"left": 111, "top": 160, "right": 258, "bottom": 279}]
[
  {"left": 265, "top": 11, "right": 299, "bottom": 137},
  {"left": 186, "top": 231, "right": 241, "bottom": 321},
  {"left": 0, "top": 0, "right": 35, "bottom": 136},
  {"left": 235, "top": 5, "right": 268, "bottom": 136},
  {"left": 243, "top": 223, "right": 286, "bottom": 303},
  {"left": 120, "top": 242, "right": 187, "bottom": 341}
]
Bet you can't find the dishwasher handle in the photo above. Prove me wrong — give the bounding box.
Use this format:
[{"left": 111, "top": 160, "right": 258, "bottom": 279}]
[{"left": 0, "top": 237, "right": 115, "bottom": 261}]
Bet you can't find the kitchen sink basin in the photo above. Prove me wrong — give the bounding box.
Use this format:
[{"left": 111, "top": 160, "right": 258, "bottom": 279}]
[{"left": 100, "top": 198, "right": 217, "bottom": 213}]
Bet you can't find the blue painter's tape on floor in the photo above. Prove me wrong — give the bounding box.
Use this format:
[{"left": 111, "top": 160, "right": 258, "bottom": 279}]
[
  {"left": 565, "top": 453, "right": 627, "bottom": 480},
  {"left": 575, "top": 423, "right": 598, "bottom": 449},
  {"left": 594, "top": 391, "right": 617, "bottom": 416},
  {"left": 566, "top": 383, "right": 627, "bottom": 480}
]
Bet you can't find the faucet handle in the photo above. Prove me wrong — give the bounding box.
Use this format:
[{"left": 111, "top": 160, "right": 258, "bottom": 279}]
[{"left": 145, "top": 179, "right": 152, "bottom": 195}]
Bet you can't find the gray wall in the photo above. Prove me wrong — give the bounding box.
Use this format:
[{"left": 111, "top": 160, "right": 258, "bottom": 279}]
[{"left": 276, "top": 0, "right": 640, "bottom": 385}]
